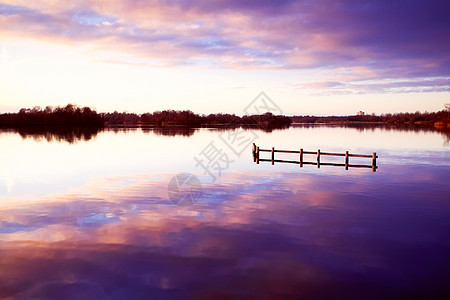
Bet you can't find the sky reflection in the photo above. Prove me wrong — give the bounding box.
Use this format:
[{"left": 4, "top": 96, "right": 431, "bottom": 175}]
[
  {"left": 1, "top": 126, "right": 449, "bottom": 202},
  {"left": 0, "top": 162, "right": 449, "bottom": 298}
]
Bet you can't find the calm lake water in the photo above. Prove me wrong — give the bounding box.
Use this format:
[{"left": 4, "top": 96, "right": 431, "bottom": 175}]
[{"left": 1, "top": 125, "right": 449, "bottom": 299}]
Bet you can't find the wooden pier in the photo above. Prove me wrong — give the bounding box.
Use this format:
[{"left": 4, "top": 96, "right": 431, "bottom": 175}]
[{"left": 252, "top": 143, "right": 378, "bottom": 172}]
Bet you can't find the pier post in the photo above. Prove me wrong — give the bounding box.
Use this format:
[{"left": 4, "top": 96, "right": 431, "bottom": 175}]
[
  {"left": 299, "top": 148, "right": 303, "bottom": 167},
  {"left": 271, "top": 147, "right": 275, "bottom": 165},
  {"left": 372, "top": 152, "right": 377, "bottom": 172},
  {"left": 317, "top": 149, "right": 320, "bottom": 168},
  {"left": 256, "top": 147, "right": 260, "bottom": 164},
  {"left": 252, "top": 143, "right": 256, "bottom": 162},
  {"left": 345, "top": 151, "right": 349, "bottom": 170}
]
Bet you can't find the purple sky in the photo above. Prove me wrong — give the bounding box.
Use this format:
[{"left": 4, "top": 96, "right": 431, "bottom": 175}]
[{"left": 0, "top": 0, "right": 449, "bottom": 114}]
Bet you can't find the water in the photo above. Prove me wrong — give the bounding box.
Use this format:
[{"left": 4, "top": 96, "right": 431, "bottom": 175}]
[{"left": 0, "top": 126, "right": 449, "bottom": 299}]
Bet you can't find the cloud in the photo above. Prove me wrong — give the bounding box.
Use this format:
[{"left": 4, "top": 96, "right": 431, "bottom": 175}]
[
  {"left": 0, "top": 221, "right": 36, "bottom": 233},
  {"left": 296, "top": 76, "right": 450, "bottom": 95},
  {"left": 0, "top": 0, "right": 449, "bottom": 92}
]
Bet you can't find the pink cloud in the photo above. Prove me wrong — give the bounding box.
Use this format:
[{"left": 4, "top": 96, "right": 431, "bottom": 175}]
[{"left": 0, "top": 0, "right": 448, "bottom": 92}]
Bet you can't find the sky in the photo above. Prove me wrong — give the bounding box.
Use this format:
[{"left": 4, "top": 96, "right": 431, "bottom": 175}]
[{"left": 0, "top": 0, "right": 449, "bottom": 115}]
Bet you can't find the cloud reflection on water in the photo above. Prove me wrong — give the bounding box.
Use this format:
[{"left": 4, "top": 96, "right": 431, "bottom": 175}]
[{"left": 0, "top": 165, "right": 449, "bottom": 298}]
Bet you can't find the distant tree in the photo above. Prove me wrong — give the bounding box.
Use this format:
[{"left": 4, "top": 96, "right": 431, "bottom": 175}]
[{"left": 0, "top": 104, "right": 104, "bottom": 126}]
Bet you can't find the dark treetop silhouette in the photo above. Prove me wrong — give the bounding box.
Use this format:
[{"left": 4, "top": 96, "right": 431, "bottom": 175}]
[
  {"left": 0, "top": 104, "right": 103, "bottom": 126},
  {"left": 1, "top": 104, "right": 448, "bottom": 130},
  {"left": 0, "top": 104, "right": 292, "bottom": 128}
]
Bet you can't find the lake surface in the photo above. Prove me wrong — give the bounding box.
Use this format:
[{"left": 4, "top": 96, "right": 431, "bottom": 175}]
[{"left": 1, "top": 125, "right": 449, "bottom": 299}]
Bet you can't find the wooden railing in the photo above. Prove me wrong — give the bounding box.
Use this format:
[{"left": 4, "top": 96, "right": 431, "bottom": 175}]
[{"left": 252, "top": 143, "right": 378, "bottom": 172}]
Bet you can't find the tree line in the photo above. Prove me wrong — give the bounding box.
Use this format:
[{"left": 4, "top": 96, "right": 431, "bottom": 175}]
[
  {"left": 1, "top": 104, "right": 448, "bottom": 128},
  {"left": 0, "top": 104, "right": 291, "bottom": 127},
  {"left": 291, "top": 110, "right": 449, "bottom": 126},
  {"left": 0, "top": 104, "right": 103, "bottom": 126},
  {"left": 103, "top": 110, "right": 292, "bottom": 127}
]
